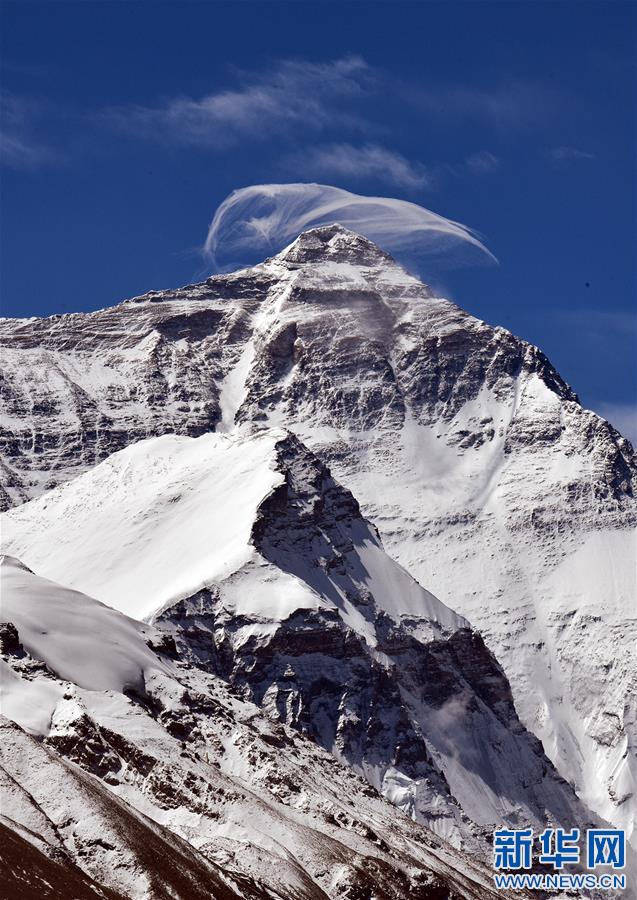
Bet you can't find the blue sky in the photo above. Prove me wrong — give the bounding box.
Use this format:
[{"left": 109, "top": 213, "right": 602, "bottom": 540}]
[{"left": 1, "top": 1, "right": 635, "bottom": 437}]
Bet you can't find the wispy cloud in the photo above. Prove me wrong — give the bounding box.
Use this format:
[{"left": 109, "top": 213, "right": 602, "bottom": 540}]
[
  {"left": 594, "top": 402, "right": 637, "bottom": 445},
  {"left": 204, "top": 182, "right": 497, "bottom": 271},
  {"left": 0, "top": 92, "right": 55, "bottom": 169},
  {"left": 463, "top": 150, "right": 500, "bottom": 174},
  {"left": 103, "top": 57, "right": 373, "bottom": 148},
  {"left": 286, "top": 142, "right": 432, "bottom": 190},
  {"left": 546, "top": 145, "right": 596, "bottom": 164},
  {"left": 101, "top": 57, "right": 558, "bottom": 163},
  {"left": 413, "top": 80, "right": 563, "bottom": 131},
  {"left": 285, "top": 143, "right": 501, "bottom": 191},
  {"left": 439, "top": 151, "right": 501, "bottom": 179},
  {"left": 97, "top": 58, "right": 566, "bottom": 193}
]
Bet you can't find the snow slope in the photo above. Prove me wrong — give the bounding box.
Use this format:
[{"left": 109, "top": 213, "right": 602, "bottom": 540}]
[
  {"left": 2, "top": 431, "right": 285, "bottom": 621},
  {"left": 0, "top": 556, "right": 167, "bottom": 696},
  {"left": 0, "top": 428, "right": 461, "bottom": 637}
]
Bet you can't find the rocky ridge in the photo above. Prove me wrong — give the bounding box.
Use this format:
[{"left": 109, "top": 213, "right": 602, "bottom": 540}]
[{"left": 0, "top": 555, "right": 520, "bottom": 900}]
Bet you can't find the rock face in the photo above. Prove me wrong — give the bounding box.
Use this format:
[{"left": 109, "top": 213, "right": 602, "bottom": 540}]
[
  {"left": 0, "top": 224, "right": 635, "bottom": 843},
  {"left": 0, "top": 556, "right": 514, "bottom": 900}
]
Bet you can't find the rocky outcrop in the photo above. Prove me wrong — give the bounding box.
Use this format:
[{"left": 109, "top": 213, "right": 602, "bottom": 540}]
[{"left": 0, "top": 559, "right": 513, "bottom": 900}]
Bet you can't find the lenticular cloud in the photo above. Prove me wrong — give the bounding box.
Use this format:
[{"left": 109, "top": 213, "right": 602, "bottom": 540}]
[{"left": 203, "top": 183, "right": 496, "bottom": 271}]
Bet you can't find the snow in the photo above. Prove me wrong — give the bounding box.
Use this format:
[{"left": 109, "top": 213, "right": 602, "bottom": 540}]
[
  {"left": 214, "top": 561, "right": 328, "bottom": 628},
  {"left": 0, "top": 426, "right": 597, "bottom": 858},
  {"left": 235, "top": 248, "right": 636, "bottom": 844},
  {"left": 0, "top": 659, "right": 64, "bottom": 736},
  {"left": 0, "top": 558, "right": 512, "bottom": 900},
  {"left": 537, "top": 529, "right": 637, "bottom": 844},
  {"left": 349, "top": 520, "right": 465, "bottom": 636},
  {"left": 0, "top": 555, "right": 171, "bottom": 737},
  {"left": 0, "top": 556, "right": 164, "bottom": 693},
  {"left": 336, "top": 385, "right": 636, "bottom": 844},
  {"left": 1, "top": 223, "right": 635, "bottom": 872},
  {"left": 1, "top": 430, "right": 286, "bottom": 621},
  {"left": 1, "top": 427, "right": 466, "bottom": 645},
  {"left": 217, "top": 340, "right": 256, "bottom": 432}
]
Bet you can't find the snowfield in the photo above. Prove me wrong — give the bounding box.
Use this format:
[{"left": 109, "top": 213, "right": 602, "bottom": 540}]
[{"left": 2, "top": 430, "right": 285, "bottom": 621}]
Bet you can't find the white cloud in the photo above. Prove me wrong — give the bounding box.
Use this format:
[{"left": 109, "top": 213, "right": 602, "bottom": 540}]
[
  {"left": 203, "top": 182, "right": 496, "bottom": 271},
  {"left": 286, "top": 143, "right": 432, "bottom": 189},
  {"left": 463, "top": 150, "right": 500, "bottom": 174},
  {"left": 594, "top": 402, "right": 637, "bottom": 445},
  {"left": 104, "top": 57, "right": 372, "bottom": 147},
  {"left": 414, "top": 80, "right": 563, "bottom": 131},
  {"left": 438, "top": 151, "right": 501, "bottom": 180},
  {"left": 0, "top": 92, "right": 54, "bottom": 169},
  {"left": 546, "top": 146, "right": 596, "bottom": 163},
  {"left": 0, "top": 131, "right": 49, "bottom": 169}
]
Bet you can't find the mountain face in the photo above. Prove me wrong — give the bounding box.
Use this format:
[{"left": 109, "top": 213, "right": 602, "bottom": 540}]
[
  {"left": 2, "top": 429, "right": 592, "bottom": 857},
  {"left": 2, "top": 555, "right": 516, "bottom": 900},
  {"left": 1, "top": 224, "right": 634, "bottom": 848}
]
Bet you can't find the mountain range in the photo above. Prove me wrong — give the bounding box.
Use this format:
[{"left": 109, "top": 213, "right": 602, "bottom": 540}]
[{"left": 1, "top": 224, "right": 635, "bottom": 898}]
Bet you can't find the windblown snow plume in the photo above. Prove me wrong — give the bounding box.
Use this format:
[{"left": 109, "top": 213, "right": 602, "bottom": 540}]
[{"left": 204, "top": 182, "right": 496, "bottom": 270}]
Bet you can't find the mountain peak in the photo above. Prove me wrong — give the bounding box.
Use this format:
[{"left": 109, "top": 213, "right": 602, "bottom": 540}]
[{"left": 274, "top": 223, "right": 395, "bottom": 267}]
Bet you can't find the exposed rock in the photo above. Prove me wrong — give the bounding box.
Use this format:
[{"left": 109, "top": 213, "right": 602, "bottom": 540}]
[{"left": 0, "top": 559, "right": 514, "bottom": 900}]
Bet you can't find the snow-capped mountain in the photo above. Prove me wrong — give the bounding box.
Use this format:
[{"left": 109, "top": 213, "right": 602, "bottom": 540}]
[
  {"left": 1, "top": 555, "right": 511, "bottom": 900},
  {"left": 1, "top": 428, "right": 592, "bottom": 852},
  {"left": 0, "top": 224, "right": 635, "bottom": 847}
]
